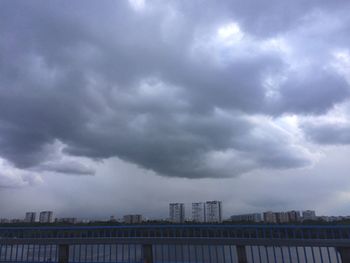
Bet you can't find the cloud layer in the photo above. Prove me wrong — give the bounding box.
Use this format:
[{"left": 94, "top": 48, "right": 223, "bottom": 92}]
[{"left": 0, "top": 0, "right": 349, "bottom": 183}]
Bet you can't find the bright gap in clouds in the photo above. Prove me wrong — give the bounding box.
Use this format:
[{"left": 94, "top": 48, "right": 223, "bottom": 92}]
[
  {"left": 332, "top": 49, "right": 350, "bottom": 83},
  {"left": 128, "top": 0, "right": 145, "bottom": 11},
  {"left": 217, "top": 22, "right": 244, "bottom": 44}
]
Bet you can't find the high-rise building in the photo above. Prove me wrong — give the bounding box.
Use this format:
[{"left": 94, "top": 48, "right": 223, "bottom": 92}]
[
  {"left": 192, "top": 202, "right": 206, "bottom": 222},
  {"left": 287, "top": 210, "right": 301, "bottom": 222},
  {"left": 123, "top": 214, "right": 143, "bottom": 224},
  {"left": 302, "top": 210, "right": 317, "bottom": 221},
  {"left": 25, "top": 212, "right": 36, "bottom": 223},
  {"left": 230, "top": 213, "right": 262, "bottom": 223},
  {"left": 39, "top": 211, "right": 53, "bottom": 223},
  {"left": 263, "top": 211, "right": 277, "bottom": 223},
  {"left": 169, "top": 203, "right": 185, "bottom": 223},
  {"left": 205, "top": 201, "right": 222, "bottom": 223},
  {"left": 276, "top": 212, "right": 289, "bottom": 223}
]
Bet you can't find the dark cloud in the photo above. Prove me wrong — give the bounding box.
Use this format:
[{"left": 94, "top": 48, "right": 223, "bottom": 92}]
[
  {"left": 269, "top": 68, "right": 350, "bottom": 115},
  {"left": 168, "top": 0, "right": 349, "bottom": 37},
  {"left": 0, "top": 0, "right": 349, "bottom": 180},
  {"left": 37, "top": 160, "right": 95, "bottom": 176},
  {"left": 225, "top": 0, "right": 349, "bottom": 36},
  {"left": 303, "top": 122, "right": 350, "bottom": 145}
]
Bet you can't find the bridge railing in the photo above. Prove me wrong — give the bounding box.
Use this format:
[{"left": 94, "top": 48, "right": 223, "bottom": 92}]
[
  {"left": 1, "top": 225, "right": 350, "bottom": 240},
  {"left": 0, "top": 225, "right": 350, "bottom": 263}
]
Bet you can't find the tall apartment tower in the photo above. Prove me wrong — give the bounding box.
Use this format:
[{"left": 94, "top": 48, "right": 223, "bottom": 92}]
[
  {"left": 192, "top": 202, "right": 206, "bottom": 222},
  {"left": 25, "top": 212, "right": 36, "bottom": 223},
  {"left": 39, "top": 211, "right": 53, "bottom": 223},
  {"left": 205, "top": 201, "right": 222, "bottom": 223},
  {"left": 263, "top": 211, "right": 277, "bottom": 223},
  {"left": 169, "top": 203, "right": 185, "bottom": 223},
  {"left": 287, "top": 210, "right": 301, "bottom": 222},
  {"left": 276, "top": 212, "right": 289, "bottom": 223}
]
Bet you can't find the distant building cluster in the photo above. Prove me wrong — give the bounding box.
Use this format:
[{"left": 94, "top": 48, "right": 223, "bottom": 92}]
[
  {"left": 170, "top": 201, "right": 222, "bottom": 223},
  {"left": 123, "top": 214, "right": 143, "bottom": 224},
  {"left": 24, "top": 211, "right": 54, "bottom": 223},
  {"left": 1, "top": 205, "right": 349, "bottom": 225},
  {"left": 230, "top": 213, "right": 262, "bottom": 223},
  {"left": 318, "top": 215, "right": 350, "bottom": 222},
  {"left": 55, "top": 218, "right": 77, "bottom": 224},
  {"left": 230, "top": 210, "right": 317, "bottom": 223}
]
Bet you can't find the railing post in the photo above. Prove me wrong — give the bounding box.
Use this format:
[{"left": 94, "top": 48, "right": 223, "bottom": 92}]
[
  {"left": 58, "top": 244, "right": 69, "bottom": 263},
  {"left": 337, "top": 247, "right": 350, "bottom": 262},
  {"left": 236, "top": 245, "right": 248, "bottom": 263},
  {"left": 143, "top": 244, "right": 153, "bottom": 263}
]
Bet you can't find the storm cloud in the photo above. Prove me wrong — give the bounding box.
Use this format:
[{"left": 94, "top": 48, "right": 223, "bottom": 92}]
[{"left": 0, "top": 0, "right": 350, "bottom": 185}]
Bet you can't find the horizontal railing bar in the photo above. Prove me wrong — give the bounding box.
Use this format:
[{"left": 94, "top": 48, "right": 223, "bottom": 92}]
[
  {"left": 1, "top": 224, "right": 350, "bottom": 231},
  {"left": 1, "top": 237, "right": 350, "bottom": 247}
]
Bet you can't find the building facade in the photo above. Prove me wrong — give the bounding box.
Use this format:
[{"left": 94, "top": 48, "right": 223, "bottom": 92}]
[
  {"left": 287, "top": 210, "right": 301, "bottom": 222},
  {"left": 302, "top": 210, "right": 317, "bottom": 221},
  {"left": 263, "top": 211, "right": 277, "bottom": 223},
  {"left": 169, "top": 203, "right": 185, "bottom": 223},
  {"left": 192, "top": 202, "right": 206, "bottom": 222},
  {"left": 276, "top": 212, "right": 289, "bottom": 223},
  {"left": 205, "top": 201, "right": 222, "bottom": 223},
  {"left": 39, "top": 211, "right": 53, "bottom": 223},
  {"left": 55, "top": 217, "right": 77, "bottom": 224},
  {"left": 123, "top": 214, "right": 143, "bottom": 224},
  {"left": 25, "top": 212, "right": 36, "bottom": 223},
  {"left": 230, "top": 213, "right": 262, "bottom": 223}
]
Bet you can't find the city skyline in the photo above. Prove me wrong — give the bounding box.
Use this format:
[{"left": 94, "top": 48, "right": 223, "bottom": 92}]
[
  {"left": 1, "top": 0, "right": 350, "bottom": 219},
  {"left": 4, "top": 205, "right": 350, "bottom": 224},
  {"left": 0, "top": 201, "right": 328, "bottom": 222}
]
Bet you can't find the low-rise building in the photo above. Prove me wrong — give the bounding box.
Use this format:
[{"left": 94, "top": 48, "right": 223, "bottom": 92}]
[
  {"left": 10, "top": 219, "right": 22, "bottom": 223},
  {"left": 55, "top": 217, "right": 77, "bottom": 224},
  {"left": 230, "top": 213, "right": 262, "bottom": 223},
  {"left": 123, "top": 214, "right": 143, "bottom": 224},
  {"left": 318, "top": 216, "right": 330, "bottom": 222}
]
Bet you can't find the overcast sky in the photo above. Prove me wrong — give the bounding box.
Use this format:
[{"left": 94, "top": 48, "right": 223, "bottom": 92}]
[{"left": 1, "top": 0, "right": 350, "bottom": 220}]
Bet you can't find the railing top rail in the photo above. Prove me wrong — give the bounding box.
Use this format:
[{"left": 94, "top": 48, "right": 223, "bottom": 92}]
[{"left": 0, "top": 224, "right": 350, "bottom": 231}]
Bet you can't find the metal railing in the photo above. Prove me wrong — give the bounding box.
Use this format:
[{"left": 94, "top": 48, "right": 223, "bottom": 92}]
[
  {"left": 0, "top": 224, "right": 349, "bottom": 263},
  {"left": 1, "top": 224, "right": 350, "bottom": 240}
]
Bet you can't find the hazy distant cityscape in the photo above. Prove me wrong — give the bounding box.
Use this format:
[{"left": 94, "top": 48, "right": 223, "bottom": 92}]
[{"left": 1, "top": 200, "right": 350, "bottom": 225}]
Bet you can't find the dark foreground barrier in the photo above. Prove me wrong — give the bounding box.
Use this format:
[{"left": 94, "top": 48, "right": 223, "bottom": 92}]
[{"left": 1, "top": 224, "right": 350, "bottom": 262}]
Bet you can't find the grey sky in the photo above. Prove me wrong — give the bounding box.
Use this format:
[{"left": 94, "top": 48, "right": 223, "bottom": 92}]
[{"left": 0, "top": 0, "right": 350, "bottom": 219}]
